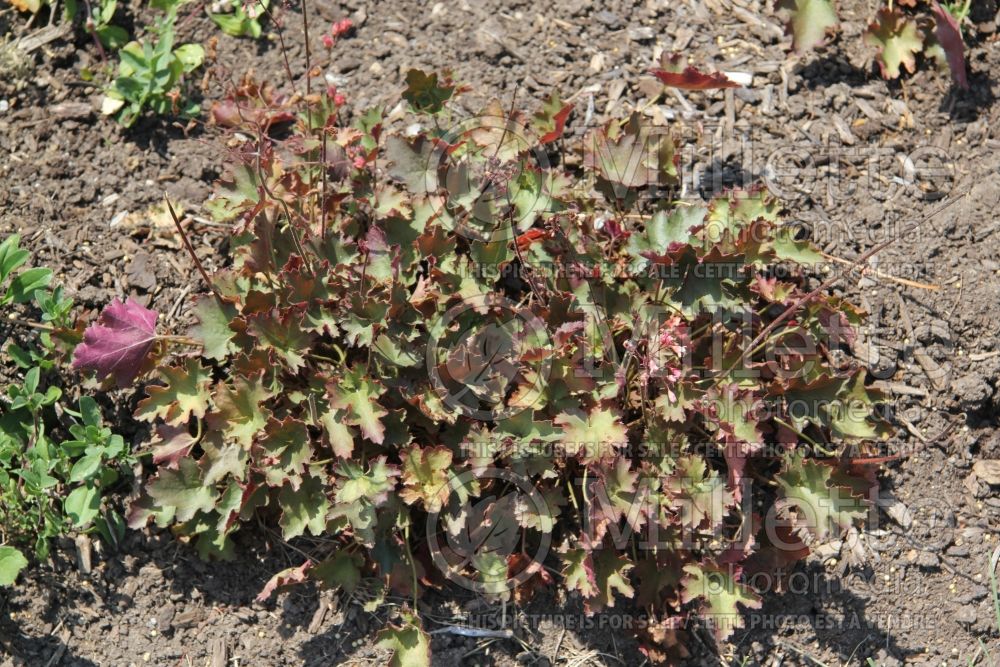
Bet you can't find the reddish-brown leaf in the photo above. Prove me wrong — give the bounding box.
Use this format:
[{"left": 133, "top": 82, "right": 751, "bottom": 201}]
[
  {"left": 931, "top": 1, "right": 969, "bottom": 89},
  {"left": 651, "top": 67, "right": 740, "bottom": 90},
  {"left": 72, "top": 298, "right": 159, "bottom": 387}
]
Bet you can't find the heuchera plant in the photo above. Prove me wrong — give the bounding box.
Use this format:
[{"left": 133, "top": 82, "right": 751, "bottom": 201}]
[
  {"left": 779, "top": 0, "right": 971, "bottom": 89},
  {"left": 75, "top": 68, "right": 890, "bottom": 663}
]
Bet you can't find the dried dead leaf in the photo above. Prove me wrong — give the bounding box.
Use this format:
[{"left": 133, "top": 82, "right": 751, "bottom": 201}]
[{"left": 973, "top": 460, "right": 1000, "bottom": 485}]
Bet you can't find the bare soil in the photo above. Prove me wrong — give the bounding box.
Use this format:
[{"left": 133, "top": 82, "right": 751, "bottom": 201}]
[{"left": 2, "top": 0, "right": 1000, "bottom": 665}]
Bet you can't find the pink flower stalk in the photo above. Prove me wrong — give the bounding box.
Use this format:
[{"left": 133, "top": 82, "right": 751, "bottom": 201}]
[
  {"left": 646, "top": 316, "right": 688, "bottom": 401},
  {"left": 331, "top": 19, "right": 353, "bottom": 38}
]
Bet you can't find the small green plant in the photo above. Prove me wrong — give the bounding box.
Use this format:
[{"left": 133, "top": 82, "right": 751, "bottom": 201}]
[
  {"left": 85, "top": 0, "right": 129, "bottom": 50},
  {"left": 779, "top": 0, "right": 970, "bottom": 89},
  {"left": 0, "top": 235, "right": 132, "bottom": 566},
  {"left": 210, "top": 0, "right": 269, "bottom": 39},
  {"left": 101, "top": 4, "right": 205, "bottom": 126},
  {"left": 0, "top": 545, "right": 27, "bottom": 586}
]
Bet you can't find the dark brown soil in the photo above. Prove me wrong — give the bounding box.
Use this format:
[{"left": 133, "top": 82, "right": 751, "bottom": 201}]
[{"left": 2, "top": 0, "right": 1000, "bottom": 665}]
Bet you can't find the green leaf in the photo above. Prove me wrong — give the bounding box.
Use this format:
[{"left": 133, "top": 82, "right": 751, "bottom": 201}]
[
  {"left": 780, "top": 0, "right": 838, "bottom": 53},
  {"left": 532, "top": 91, "right": 572, "bottom": 143},
  {"left": 864, "top": 8, "right": 924, "bottom": 80},
  {"left": 0, "top": 235, "right": 29, "bottom": 283},
  {"left": 627, "top": 206, "right": 705, "bottom": 269},
  {"left": 146, "top": 457, "right": 219, "bottom": 523},
  {"left": 0, "top": 546, "right": 28, "bottom": 586},
  {"left": 776, "top": 455, "right": 868, "bottom": 541},
  {"left": 772, "top": 230, "right": 823, "bottom": 265},
  {"left": 69, "top": 454, "right": 103, "bottom": 483},
  {"left": 135, "top": 358, "right": 213, "bottom": 426},
  {"left": 554, "top": 407, "right": 628, "bottom": 464},
  {"left": 561, "top": 548, "right": 597, "bottom": 598},
  {"left": 776, "top": 370, "right": 884, "bottom": 439},
  {"left": 588, "top": 550, "right": 635, "bottom": 612},
  {"left": 385, "top": 134, "right": 440, "bottom": 194},
  {"left": 666, "top": 455, "right": 733, "bottom": 529},
  {"left": 246, "top": 308, "right": 313, "bottom": 371},
  {"left": 375, "top": 611, "right": 431, "bottom": 667},
  {"left": 97, "top": 25, "right": 128, "bottom": 49},
  {"left": 681, "top": 563, "right": 761, "bottom": 640},
  {"left": 278, "top": 473, "right": 329, "bottom": 539},
  {"left": 327, "top": 366, "right": 387, "bottom": 444},
  {"left": 190, "top": 295, "right": 239, "bottom": 360},
  {"left": 118, "top": 44, "right": 146, "bottom": 74},
  {"left": 65, "top": 484, "right": 100, "bottom": 527},
  {"left": 173, "top": 43, "right": 204, "bottom": 73},
  {"left": 312, "top": 550, "right": 363, "bottom": 592},
  {"left": 402, "top": 69, "right": 455, "bottom": 114},
  {"left": 399, "top": 446, "right": 453, "bottom": 513},
  {"left": 79, "top": 396, "right": 102, "bottom": 428},
  {"left": 200, "top": 434, "right": 248, "bottom": 485},
  {"left": 256, "top": 417, "right": 311, "bottom": 486},
  {"left": 6, "top": 267, "right": 52, "bottom": 304},
  {"left": 206, "top": 375, "right": 272, "bottom": 448}
]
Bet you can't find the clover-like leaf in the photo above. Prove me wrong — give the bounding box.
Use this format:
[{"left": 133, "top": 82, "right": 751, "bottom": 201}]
[{"left": 73, "top": 298, "right": 159, "bottom": 387}]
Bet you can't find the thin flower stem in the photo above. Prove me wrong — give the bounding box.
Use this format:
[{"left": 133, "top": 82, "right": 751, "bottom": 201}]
[
  {"left": 726, "top": 190, "right": 969, "bottom": 375},
  {"left": 301, "top": 0, "right": 312, "bottom": 97},
  {"left": 403, "top": 524, "right": 419, "bottom": 610},
  {"left": 5, "top": 318, "right": 54, "bottom": 331},
  {"left": 165, "top": 197, "right": 217, "bottom": 293}
]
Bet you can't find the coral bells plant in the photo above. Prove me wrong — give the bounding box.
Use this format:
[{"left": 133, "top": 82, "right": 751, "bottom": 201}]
[{"left": 75, "top": 70, "right": 890, "bottom": 663}]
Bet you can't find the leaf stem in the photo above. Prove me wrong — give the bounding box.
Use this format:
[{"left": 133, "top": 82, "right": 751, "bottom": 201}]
[{"left": 157, "top": 334, "right": 201, "bottom": 346}]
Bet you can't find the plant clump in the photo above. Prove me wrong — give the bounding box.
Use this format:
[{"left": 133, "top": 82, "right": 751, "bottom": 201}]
[{"left": 75, "top": 69, "right": 891, "bottom": 663}]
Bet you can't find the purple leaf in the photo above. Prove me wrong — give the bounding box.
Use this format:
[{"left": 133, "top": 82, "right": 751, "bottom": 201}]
[
  {"left": 72, "top": 298, "right": 159, "bottom": 387},
  {"left": 932, "top": 2, "right": 969, "bottom": 90}
]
